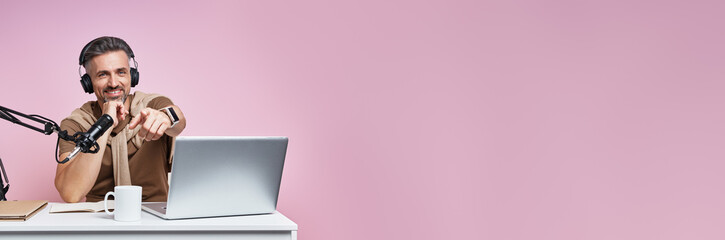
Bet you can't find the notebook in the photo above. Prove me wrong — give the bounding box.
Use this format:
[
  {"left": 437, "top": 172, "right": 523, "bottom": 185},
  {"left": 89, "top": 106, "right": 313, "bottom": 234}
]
[
  {"left": 0, "top": 200, "right": 47, "bottom": 221},
  {"left": 142, "top": 136, "right": 288, "bottom": 220}
]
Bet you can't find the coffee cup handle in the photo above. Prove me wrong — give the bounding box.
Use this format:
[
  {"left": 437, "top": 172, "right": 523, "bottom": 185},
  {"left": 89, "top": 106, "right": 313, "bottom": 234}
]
[{"left": 104, "top": 191, "right": 114, "bottom": 215}]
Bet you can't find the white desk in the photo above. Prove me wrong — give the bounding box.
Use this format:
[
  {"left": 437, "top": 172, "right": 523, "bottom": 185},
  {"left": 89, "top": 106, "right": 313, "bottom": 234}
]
[{"left": 0, "top": 203, "right": 298, "bottom": 240}]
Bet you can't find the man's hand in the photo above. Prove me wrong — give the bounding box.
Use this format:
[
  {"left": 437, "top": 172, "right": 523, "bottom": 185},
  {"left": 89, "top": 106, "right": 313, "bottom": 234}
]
[
  {"left": 101, "top": 101, "right": 128, "bottom": 128},
  {"left": 129, "top": 108, "right": 171, "bottom": 141}
]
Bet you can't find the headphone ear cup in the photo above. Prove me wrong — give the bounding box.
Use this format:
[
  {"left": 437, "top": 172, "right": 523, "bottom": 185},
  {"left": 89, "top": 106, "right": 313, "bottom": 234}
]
[
  {"left": 80, "top": 74, "right": 94, "bottom": 94},
  {"left": 130, "top": 68, "right": 139, "bottom": 87}
]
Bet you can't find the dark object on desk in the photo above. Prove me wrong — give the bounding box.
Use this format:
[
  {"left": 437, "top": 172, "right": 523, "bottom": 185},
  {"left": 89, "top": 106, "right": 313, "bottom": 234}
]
[
  {"left": 0, "top": 156, "right": 8, "bottom": 201},
  {"left": 0, "top": 200, "right": 47, "bottom": 221}
]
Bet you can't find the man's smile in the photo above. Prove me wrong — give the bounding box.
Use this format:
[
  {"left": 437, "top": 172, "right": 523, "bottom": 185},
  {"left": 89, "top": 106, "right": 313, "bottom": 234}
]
[{"left": 103, "top": 87, "right": 126, "bottom": 102}]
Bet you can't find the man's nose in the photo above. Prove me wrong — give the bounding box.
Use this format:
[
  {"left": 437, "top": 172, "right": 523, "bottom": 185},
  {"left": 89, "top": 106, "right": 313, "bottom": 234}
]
[{"left": 108, "top": 75, "right": 119, "bottom": 87}]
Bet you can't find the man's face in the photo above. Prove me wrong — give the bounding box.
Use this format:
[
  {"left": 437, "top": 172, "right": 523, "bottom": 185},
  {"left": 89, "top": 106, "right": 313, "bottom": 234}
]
[{"left": 86, "top": 50, "right": 132, "bottom": 104}]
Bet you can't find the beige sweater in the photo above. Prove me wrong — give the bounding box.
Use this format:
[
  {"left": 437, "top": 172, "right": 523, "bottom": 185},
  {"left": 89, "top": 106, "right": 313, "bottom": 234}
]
[{"left": 64, "top": 91, "right": 174, "bottom": 186}]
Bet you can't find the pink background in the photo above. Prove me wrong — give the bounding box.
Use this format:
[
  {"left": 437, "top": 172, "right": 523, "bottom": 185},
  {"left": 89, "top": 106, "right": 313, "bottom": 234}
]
[{"left": 0, "top": 0, "right": 723, "bottom": 239}]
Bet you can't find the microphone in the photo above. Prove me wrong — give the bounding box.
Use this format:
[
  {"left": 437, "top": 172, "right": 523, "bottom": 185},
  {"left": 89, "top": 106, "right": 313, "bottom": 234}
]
[{"left": 60, "top": 114, "right": 114, "bottom": 163}]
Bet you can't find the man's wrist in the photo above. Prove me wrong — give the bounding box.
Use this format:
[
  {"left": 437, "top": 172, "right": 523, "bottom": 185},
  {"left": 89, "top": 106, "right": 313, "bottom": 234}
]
[{"left": 160, "top": 107, "right": 180, "bottom": 128}]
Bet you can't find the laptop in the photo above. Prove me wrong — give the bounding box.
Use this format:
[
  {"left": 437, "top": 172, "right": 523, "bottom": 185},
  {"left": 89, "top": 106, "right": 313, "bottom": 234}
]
[{"left": 142, "top": 136, "right": 288, "bottom": 220}]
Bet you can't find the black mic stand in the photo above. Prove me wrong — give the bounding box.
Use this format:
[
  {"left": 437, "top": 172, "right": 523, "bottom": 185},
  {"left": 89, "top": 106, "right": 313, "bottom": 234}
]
[{"left": 0, "top": 105, "right": 76, "bottom": 201}]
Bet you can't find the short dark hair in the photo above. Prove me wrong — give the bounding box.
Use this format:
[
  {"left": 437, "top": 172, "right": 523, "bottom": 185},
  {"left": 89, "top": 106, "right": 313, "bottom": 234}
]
[{"left": 80, "top": 36, "right": 135, "bottom": 68}]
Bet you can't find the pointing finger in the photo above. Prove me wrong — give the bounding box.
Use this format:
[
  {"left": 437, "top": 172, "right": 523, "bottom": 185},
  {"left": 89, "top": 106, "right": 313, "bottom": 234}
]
[
  {"left": 129, "top": 115, "right": 140, "bottom": 129},
  {"left": 129, "top": 111, "right": 147, "bottom": 129}
]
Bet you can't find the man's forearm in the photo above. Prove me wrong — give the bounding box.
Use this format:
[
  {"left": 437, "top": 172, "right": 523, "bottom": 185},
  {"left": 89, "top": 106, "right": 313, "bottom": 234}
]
[{"left": 54, "top": 132, "right": 109, "bottom": 202}]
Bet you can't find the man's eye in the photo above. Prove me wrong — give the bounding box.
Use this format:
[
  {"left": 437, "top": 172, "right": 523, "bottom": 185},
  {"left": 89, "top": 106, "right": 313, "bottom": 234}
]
[
  {"left": 119, "top": 71, "right": 126, "bottom": 75},
  {"left": 98, "top": 73, "right": 107, "bottom": 77}
]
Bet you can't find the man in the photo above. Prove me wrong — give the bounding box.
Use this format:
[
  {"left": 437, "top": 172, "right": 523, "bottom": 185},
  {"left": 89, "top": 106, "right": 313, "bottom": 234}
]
[{"left": 55, "top": 36, "right": 186, "bottom": 203}]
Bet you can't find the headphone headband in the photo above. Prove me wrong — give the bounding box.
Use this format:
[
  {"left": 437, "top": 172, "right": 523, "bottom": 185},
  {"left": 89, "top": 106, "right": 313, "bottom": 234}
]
[{"left": 78, "top": 37, "right": 136, "bottom": 66}]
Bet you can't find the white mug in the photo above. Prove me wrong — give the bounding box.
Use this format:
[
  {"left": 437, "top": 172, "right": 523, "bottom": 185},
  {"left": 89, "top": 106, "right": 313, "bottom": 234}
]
[{"left": 104, "top": 186, "right": 142, "bottom": 221}]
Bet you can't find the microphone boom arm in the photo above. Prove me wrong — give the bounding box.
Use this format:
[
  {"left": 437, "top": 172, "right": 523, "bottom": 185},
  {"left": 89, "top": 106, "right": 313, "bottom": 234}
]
[
  {"left": 0, "top": 105, "right": 76, "bottom": 163},
  {"left": 0, "top": 104, "right": 85, "bottom": 201},
  {"left": 0, "top": 105, "right": 59, "bottom": 135},
  {"left": 0, "top": 104, "right": 65, "bottom": 201}
]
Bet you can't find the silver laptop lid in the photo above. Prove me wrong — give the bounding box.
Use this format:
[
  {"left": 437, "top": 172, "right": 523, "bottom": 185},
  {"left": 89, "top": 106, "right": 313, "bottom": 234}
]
[{"left": 165, "top": 136, "right": 288, "bottom": 219}]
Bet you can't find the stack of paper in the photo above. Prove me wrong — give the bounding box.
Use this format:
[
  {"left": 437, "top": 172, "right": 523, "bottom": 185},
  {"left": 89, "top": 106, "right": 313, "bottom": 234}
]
[{"left": 50, "top": 201, "right": 114, "bottom": 213}]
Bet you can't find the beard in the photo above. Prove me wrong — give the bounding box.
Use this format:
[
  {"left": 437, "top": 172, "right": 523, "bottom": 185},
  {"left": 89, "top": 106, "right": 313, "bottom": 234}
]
[{"left": 103, "top": 87, "right": 128, "bottom": 103}]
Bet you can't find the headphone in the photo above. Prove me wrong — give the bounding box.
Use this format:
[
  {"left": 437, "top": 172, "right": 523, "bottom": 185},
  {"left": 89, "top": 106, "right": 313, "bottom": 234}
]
[{"left": 78, "top": 38, "right": 140, "bottom": 94}]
